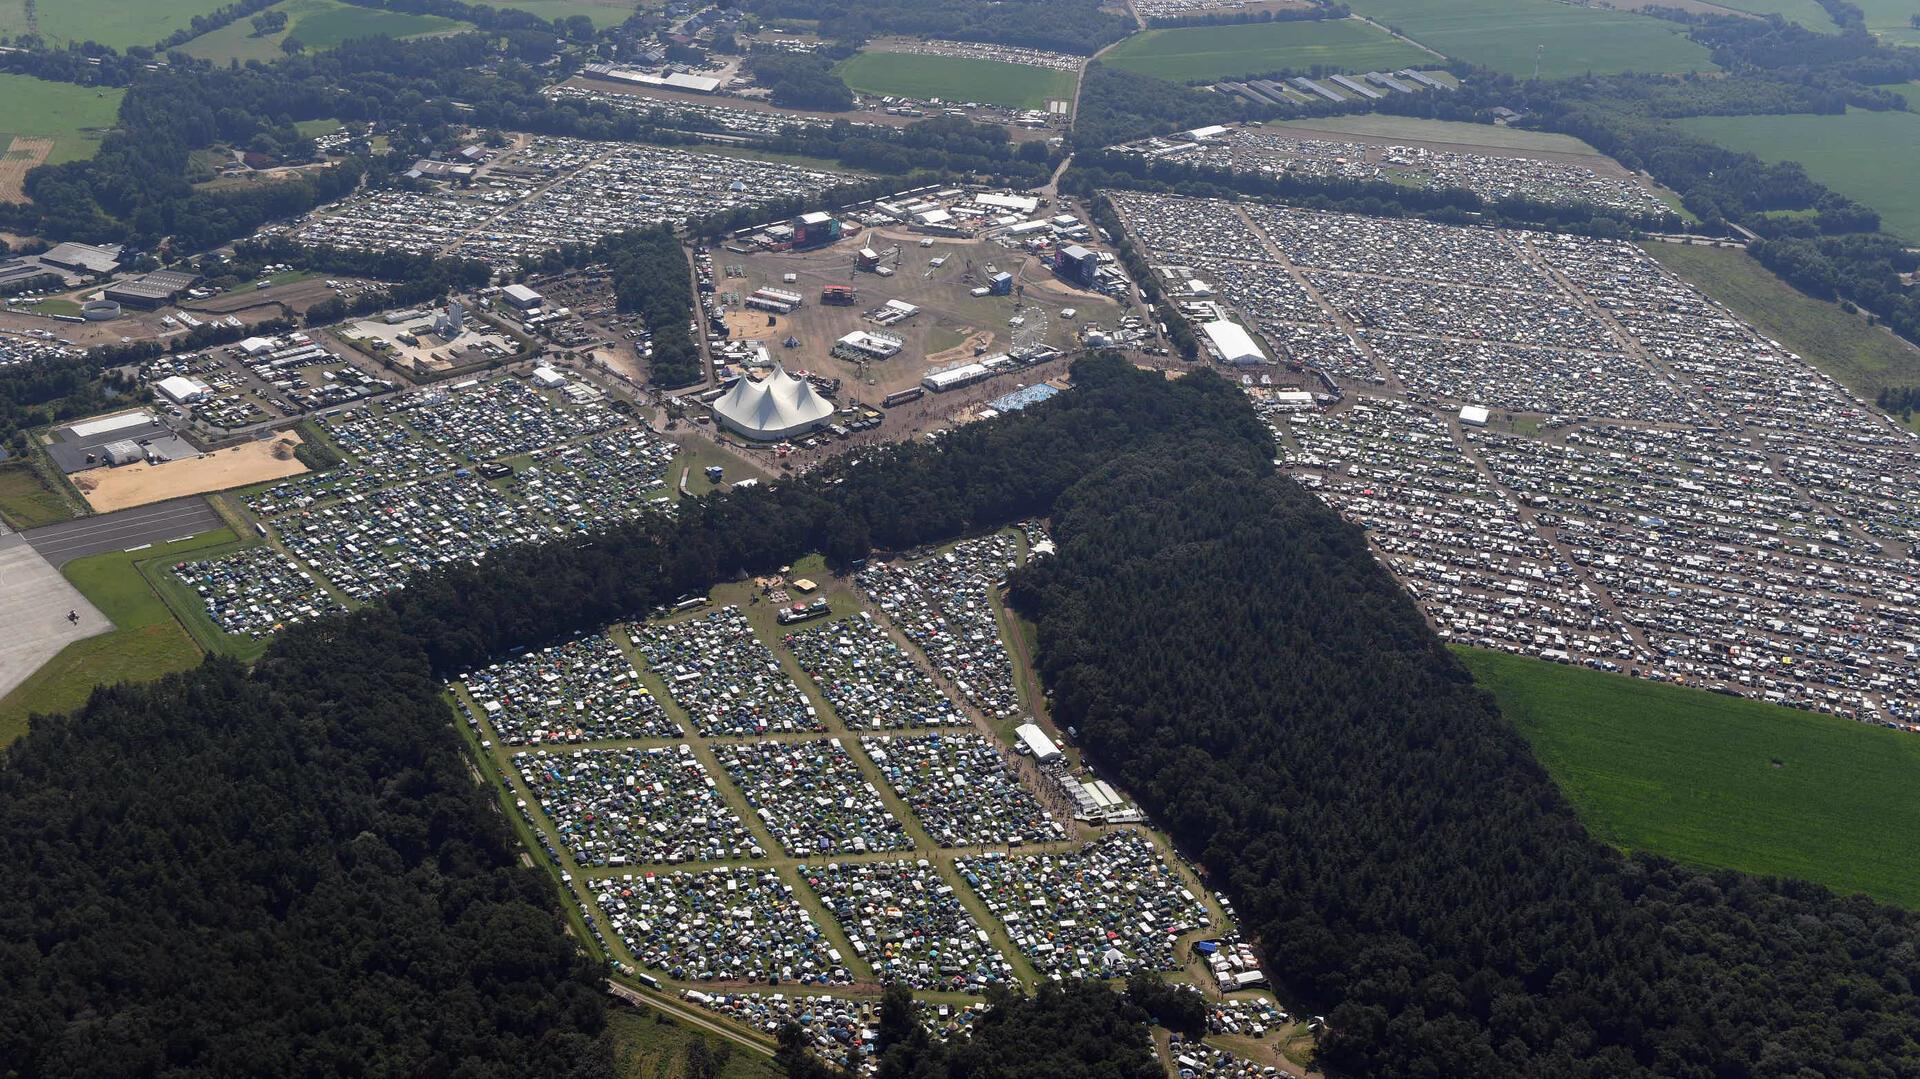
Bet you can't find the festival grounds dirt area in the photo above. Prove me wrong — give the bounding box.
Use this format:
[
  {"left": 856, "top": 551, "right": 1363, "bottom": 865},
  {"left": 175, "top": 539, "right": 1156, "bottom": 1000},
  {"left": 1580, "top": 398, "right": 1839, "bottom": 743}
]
[{"left": 75, "top": 434, "right": 309, "bottom": 513}]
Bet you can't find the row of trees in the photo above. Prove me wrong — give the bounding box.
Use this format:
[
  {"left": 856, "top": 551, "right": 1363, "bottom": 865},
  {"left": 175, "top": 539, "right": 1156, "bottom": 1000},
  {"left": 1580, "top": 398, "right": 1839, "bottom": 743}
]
[{"left": 597, "top": 227, "right": 703, "bottom": 388}]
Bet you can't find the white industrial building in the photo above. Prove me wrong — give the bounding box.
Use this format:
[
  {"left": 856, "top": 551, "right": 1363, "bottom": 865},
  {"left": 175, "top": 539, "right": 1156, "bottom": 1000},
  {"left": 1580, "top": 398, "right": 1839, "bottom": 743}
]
[
  {"left": 710, "top": 364, "right": 835, "bottom": 440},
  {"left": 501, "top": 284, "right": 544, "bottom": 311},
  {"left": 976, "top": 192, "right": 1040, "bottom": 215},
  {"left": 531, "top": 365, "right": 567, "bottom": 389},
  {"left": 156, "top": 375, "right": 212, "bottom": 404},
  {"left": 1201, "top": 319, "right": 1267, "bottom": 366}
]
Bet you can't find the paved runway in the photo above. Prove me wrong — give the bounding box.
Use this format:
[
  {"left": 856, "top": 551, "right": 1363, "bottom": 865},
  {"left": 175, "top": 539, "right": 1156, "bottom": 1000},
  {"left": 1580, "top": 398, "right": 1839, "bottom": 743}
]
[
  {"left": 23, "top": 496, "right": 224, "bottom": 568},
  {"left": 0, "top": 534, "right": 111, "bottom": 701}
]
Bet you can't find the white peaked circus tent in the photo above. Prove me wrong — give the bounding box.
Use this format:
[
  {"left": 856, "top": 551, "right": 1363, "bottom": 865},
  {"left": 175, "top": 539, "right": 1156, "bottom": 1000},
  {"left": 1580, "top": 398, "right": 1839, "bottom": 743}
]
[{"left": 711, "top": 364, "right": 836, "bottom": 440}]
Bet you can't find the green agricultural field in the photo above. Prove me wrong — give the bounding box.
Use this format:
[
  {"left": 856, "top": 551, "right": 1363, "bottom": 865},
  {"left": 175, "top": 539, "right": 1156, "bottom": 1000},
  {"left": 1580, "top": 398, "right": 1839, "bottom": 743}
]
[
  {"left": 1709, "top": 0, "right": 1844, "bottom": 30},
  {"left": 1644, "top": 242, "right": 1920, "bottom": 425},
  {"left": 1343, "top": 0, "right": 1717, "bottom": 76},
  {"left": 0, "top": 74, "right": 123, "bottom": 165},
  {"left": 0, "top": 0, "right": 232, "bottom": 49},
  {"left": 181, "top": 0, "right": 465, "bottom": 63},
  {"left": 1100, "top": 18, "right": 1431, "bottom": 83},
  {"left": 0, "top": 530, "right": 251, "bottom": 745},
  {"left": 834, "top": 51, "right": 1077, "bottom": 110},
  {"left": 1460, "top": 647, "right": 1920, "bottom": 908},
  {"left": 1854, "top": 0, "right": 1920, "bottom": 46},
  {"left": 1272, "top": 113, "right": 1604, "bottom": 154},
  {"left": 1679, "top": 110, "right": 1920, "bottom": 242},
  {"left": 487, "top": 0, "right": 646, "bottom": 27}
]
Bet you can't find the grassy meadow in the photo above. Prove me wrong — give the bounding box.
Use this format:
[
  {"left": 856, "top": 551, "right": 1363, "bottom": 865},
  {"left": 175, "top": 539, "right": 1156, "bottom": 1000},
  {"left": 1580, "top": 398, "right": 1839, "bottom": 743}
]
[
  {"left": 1462, "top": 647, "right": 1920, "bottom": 908},
  {"left": 0, "top": 74, "right": 123, "bottom": 164},
  {"left": 0, "top": 0, "right": 231, "bottom": 48},
  {"left": 181, "top": 0, "right": 466, "bottom": 63},
  {"left": 1343, "top": 0, "right": 1717, "bottom": 76},
  {"left": 1100, "top": 18, "right": 1431, "bottom": 82},
  {"left": 835, "top": 51, "right": 1076, "bottom": 109},
  {"left": 1677, "top": 109, "right": 1920, "bottom": 242}
]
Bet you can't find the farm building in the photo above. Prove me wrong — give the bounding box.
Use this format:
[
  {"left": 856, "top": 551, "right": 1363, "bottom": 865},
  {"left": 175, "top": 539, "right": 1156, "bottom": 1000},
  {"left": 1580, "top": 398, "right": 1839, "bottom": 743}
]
[{"left": 711, "top": 364, "right": 835, "bottom": 440}]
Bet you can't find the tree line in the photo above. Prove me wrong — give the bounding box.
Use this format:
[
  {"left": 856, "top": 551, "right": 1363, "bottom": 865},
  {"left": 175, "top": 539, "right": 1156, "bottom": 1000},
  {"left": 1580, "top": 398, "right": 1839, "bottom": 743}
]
[{"left": 1007, "top": 420, "right": 1920, "bottom": 1077}]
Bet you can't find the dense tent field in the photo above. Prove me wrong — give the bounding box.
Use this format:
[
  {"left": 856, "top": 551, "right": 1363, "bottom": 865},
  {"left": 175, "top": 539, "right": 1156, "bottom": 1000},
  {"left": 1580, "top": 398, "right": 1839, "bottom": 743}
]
[
  {"left": 1341, "top": 0, "right": 1717, "bottom": 76},
  {"left": 0, "top": 74, "right": 122, "bottom": 165},
  {"left": 1643, "top": 241, "right": 1920, "bottom": 418},
  {"left": 1099, "top": 18, "right": 1431, "bottom": 83},
  {"left": 834, "top": 51, "right": 1077, "bottom": 110},
  {"left": 1461, "top": 647, "right": 1920, "bottom": 908},
  {"left": 0, "top": 0, "right": 231, "bottom": 49},
  {"left": 1677, "top": 109, "right": 1920, "bottom": 242}
]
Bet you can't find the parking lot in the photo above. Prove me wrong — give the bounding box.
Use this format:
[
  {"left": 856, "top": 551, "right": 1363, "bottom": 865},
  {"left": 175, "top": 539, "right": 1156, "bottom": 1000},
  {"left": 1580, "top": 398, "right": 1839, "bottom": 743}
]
[
  {"left": 1112, "top": 124, "right": 1673, "bottom": 218},
  {"left": 1110, "top": 191, "right": 1920, "bottom": 728}
]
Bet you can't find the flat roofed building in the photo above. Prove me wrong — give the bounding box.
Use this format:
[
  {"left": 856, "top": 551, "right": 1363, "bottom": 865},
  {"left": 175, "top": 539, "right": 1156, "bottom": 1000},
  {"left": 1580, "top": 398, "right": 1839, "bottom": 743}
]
[
  {"left": 976, "top": 192, "right": 1040, "bottom": 215},
  {"left": 1201, "top": 319, "right": 1267, "bottom": 366},
  {"left": 156, "top": 374, "right": 211, "bottom": 404},
  {"left": 40, "top": 241, "right": 123, "bottom": 276},
  {"left": 1460, "top": 404, "right": 1491, "bottom": 427},
  {"left": 501, "top": 284, "right": 544, "bottom": 310}
]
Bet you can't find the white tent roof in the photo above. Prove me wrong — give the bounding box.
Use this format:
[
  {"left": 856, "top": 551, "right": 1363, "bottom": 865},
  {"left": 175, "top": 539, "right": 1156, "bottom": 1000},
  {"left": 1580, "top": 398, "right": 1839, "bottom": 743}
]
[{"left": 711, "top": 364, "right": 835, "bottom": 440}]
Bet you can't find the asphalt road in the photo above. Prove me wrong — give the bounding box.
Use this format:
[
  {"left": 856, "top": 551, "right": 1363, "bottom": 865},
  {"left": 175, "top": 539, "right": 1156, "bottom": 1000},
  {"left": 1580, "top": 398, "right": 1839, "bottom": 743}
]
[{"left": 24, "top": 496, "right": 225, "bottom": 568}]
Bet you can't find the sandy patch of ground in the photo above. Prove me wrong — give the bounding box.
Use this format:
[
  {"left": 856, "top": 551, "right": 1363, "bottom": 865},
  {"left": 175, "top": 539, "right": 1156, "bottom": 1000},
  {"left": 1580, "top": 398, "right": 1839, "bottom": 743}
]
[
  {"left": 724, "top": 308, "right": 785, "bottom": 340},
  {"left": 926, "top": 328, "right": 994, "bottom": 367},
  {"left": 0, "top": 138, "right": 52, "bottom": 203},
  {"left": 75, "top": 434, "right": 309, "bottom": 513}
]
